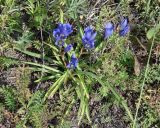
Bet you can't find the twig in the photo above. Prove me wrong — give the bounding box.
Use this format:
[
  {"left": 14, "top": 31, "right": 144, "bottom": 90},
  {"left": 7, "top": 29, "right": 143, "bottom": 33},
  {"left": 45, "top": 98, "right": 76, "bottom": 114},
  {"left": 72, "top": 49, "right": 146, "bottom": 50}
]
[
  {"left": 79, "top": 47, "right": 84, "bottom": 58},
  {"left": 133, "top": 36, "right": 155, "bottom": 128}
]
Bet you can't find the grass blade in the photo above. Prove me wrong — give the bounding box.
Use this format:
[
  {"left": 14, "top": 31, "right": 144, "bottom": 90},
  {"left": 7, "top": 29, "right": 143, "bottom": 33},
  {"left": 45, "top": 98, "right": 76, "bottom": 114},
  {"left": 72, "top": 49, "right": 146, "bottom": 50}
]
[
  {"left": 34, "top": 75, "right": 60, "bottom": 83},
  {"left": 133, "top": 35, "right": 155, "bottom": 128},
  {"left": 77, "top": 74, "right": 89, "bottom": 99},
  {"left": 77, "top": 70, "right": 134, "bottom": 122},
  {"left": 23, "top": 61, "right": 61, "bottom": 73},
  {"left": 15, "top": 47, "right": 59, "bottom": 64},
  {"left": 43, "top": 71, "right": 68, "bottom": 101}
]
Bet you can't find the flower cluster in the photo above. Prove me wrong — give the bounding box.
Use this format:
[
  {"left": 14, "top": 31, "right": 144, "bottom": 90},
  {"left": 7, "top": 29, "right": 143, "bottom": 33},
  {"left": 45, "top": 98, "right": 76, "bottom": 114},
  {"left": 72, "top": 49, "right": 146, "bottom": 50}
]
[
  {"left": 52, "top": 17, "right": 130, "bottom": 69},
  {"left": 53, "top": 23, "right": 78, "bottom": 69},
  {"left": 104, "top": 18, "right": 130, "bottom": 38},
  {"left": 53, "top": 23, "right": 73, "bottom": 46}
]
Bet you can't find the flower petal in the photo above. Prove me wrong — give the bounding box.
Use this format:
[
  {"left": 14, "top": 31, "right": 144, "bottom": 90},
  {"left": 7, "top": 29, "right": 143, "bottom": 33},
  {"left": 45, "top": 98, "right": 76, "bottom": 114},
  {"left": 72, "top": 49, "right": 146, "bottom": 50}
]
[
  {"left": 119, "top": 18, "right": 128, "bottom": 30},
  {"left": 82, "top": 26, "right": 96, "bottom": 49},
  {"left": 119, "top": 25, "right": 130, "bottom": 36},
  {"left": 64, "top": 44, "right": 73, "bottom": 52}
]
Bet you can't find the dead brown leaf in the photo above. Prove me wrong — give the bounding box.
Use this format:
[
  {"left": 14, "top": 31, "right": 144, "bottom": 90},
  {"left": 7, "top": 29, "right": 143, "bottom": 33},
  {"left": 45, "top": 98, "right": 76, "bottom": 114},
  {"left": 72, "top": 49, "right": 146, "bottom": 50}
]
[{"left": 134, "top": 55, "right": 141, "bottom": 76}]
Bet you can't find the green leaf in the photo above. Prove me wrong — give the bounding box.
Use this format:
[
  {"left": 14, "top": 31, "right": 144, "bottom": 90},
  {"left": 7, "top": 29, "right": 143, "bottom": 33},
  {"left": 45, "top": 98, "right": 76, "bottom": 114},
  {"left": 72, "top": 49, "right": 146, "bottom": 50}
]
[
  {"left": 44, "top": 42, "right": 63, "bottom": 65},
  {"left": 44, "top": 42, "right": 59, "bottom": 52},
  {"left": 23, "top": 61, "right": 61, "bottom": 73},
  {"left": 78, "top": 97, "right": 86, "bottom": 125},
  {"left": 77, "top": 74, "right": 89, "bottom": 99},
  {"left": 43, "top": 71, "right": 68, "bottom": 101},
  {"left": 60, "top": 8, "right": 64, "bottom": 23},
  {"left": 73, "top": 74, "right": 90, "bottom": 125},
  {"left": 15, "top": 47, "right": 60, "bottom": 65},
  {"left": 0, "top": 56, "right": 19, "bottom": 67},
  {"left": 85, "top": 98, "right": 91, "bottom": 124},
  {"left": 27, "top": 91, "right": 43, "bottom": 108},
  {"left": 147, "top": 28, "right": 156, "bottom": 39},
  {"left": 34, "top": 75, "right": 60, "bottom": 83},
  {"left": 147, "top": 23, "right": 160, "bottom": 39},
  {"left": 77, "top": 71, "right": 134, "bottom": 122},
  {"left": 28, "top": 67, "right": 52, "bottom": 73}
]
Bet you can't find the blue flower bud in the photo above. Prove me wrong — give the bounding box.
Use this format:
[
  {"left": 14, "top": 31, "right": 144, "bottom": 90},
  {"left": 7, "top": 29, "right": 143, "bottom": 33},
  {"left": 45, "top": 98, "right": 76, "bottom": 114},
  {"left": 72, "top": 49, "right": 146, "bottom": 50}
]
[
  {"left": 104, "top": 22, "right": 114, "bottom": 39},
  {"left": 67, "top": 54, "right": 78, "bottom": 69},
  {"left": 119, "top": 18, "right": 130, "bottom": 36},
  {"left": 82, "top": 26, "right": 97, "bottom": 49},
  {"left": 64, "top": 44, "right": 73, "bottom": 53}
]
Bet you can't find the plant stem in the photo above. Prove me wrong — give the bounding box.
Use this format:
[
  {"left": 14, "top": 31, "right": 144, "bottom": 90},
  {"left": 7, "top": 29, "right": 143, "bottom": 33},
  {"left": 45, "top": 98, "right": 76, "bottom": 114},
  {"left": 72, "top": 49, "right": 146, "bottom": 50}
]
[
  {"left": 133, "top": 37, "right": 155, "bottom": 128},
  {"left": 61, "top": 51, "right": 66, "bottom": 67},
  {"left": 79, "top": 47, "right": 84, "bottom": 58}
]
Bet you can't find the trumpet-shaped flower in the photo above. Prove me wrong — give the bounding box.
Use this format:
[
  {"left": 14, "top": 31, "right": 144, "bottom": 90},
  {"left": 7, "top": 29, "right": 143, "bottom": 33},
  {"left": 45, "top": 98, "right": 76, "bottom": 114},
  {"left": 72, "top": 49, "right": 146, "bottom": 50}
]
[
  {"left": 104, "top": 22, "right": 114, "bottom": 39},
  {"left": 53, "top": 23, "right": 73, "bottom": 46},
  {"left": 82, "top": 26, "right": 97, "bottom": 49},
  {"left": 64, "top": 44, "right": 73, "bottom": 52},
  {"left": 119, "top": 18, "right": 130, "bottom": 36},
  {"left": 67, "top": 54, "right": 78, "bottom": 69}
]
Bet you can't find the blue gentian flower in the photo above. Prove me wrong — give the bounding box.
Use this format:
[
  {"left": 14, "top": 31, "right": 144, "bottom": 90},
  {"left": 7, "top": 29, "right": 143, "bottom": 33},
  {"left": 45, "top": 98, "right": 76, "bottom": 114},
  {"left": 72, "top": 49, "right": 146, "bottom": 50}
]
[
  {"left": 64, "top": 44, "right": 73, "bottom": 52},
  {"left": 82, "top": 26, "right": 97, "bottom": 49},
  {"left": 53, "top": 28, "right": 62, "bottom": 45},
  {"left": 119, "top": 18, "right": 130, "bottom": 36},
  {"left": 58, "top": 23, "right": 73, "bottom": 37},
  {"left": 67, "top": 54, "right": 78, "bottom": 69},
  {"left": 104, "top": 22, "right": 114, "bottom": 39},
  {"left": 53, "top": 23, "right": 73, "bottom": 46}
]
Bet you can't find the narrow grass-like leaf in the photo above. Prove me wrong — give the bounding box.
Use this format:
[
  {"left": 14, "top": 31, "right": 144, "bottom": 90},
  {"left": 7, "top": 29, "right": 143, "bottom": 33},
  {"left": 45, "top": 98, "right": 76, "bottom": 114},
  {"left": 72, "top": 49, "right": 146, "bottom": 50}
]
[
  {"left": 44, "top": 42, "right": 59, "bottom": 52},
  {"left": 15, "top": 47, "right": 60, "bottom": 64},
  {"left": 77, "top": 74, "right": 89, "bottom": 99},
  {"left": 28, "top": 67, "right": 52, "bottom": 73},
  {"left": 23, "top": 61, "right": 61, "bottom": 73},
  {"left": 44, "top": 42, "right": 63, "bottom": 65},
  {"left": 133, "top": 35, "right": 155, "bottom": 128},
  {"left": 77, "top": 70, "right": 134, "bottom": 122},
  {"left": 43, "top": 71, "right": 68, "bottom": 101},
  {"left": 75, "top": 77, "right": 90, "bottom": 125},
  {"left": 78, "top": 99, "right": 86, "bottom": 125},
  {"left": 34, "top": 75, "right": 60, "bottom": 83},
  {"left": 85, "top": 98, "right": 91, "bottom": 123},
  {"left": 60, "top": 8, "right": 64, "bottom": 23}
]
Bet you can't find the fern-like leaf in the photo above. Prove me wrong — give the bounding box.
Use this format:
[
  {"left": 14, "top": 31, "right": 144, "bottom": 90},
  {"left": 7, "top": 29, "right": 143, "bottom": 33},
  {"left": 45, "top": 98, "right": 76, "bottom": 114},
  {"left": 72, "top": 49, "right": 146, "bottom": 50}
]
[
  {"left": 0, "top": 87, "right": 17, "bottom": 111},
  {"left": 0, "top": 56, "right": 19, "bottom": 68}
]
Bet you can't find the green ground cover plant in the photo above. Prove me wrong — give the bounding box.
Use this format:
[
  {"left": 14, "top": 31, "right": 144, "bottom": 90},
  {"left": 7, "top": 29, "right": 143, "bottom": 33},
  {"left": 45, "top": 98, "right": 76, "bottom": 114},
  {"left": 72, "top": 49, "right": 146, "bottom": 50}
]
[{"left": 0, "top": 0, "right": 160, "bottom": 128}]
